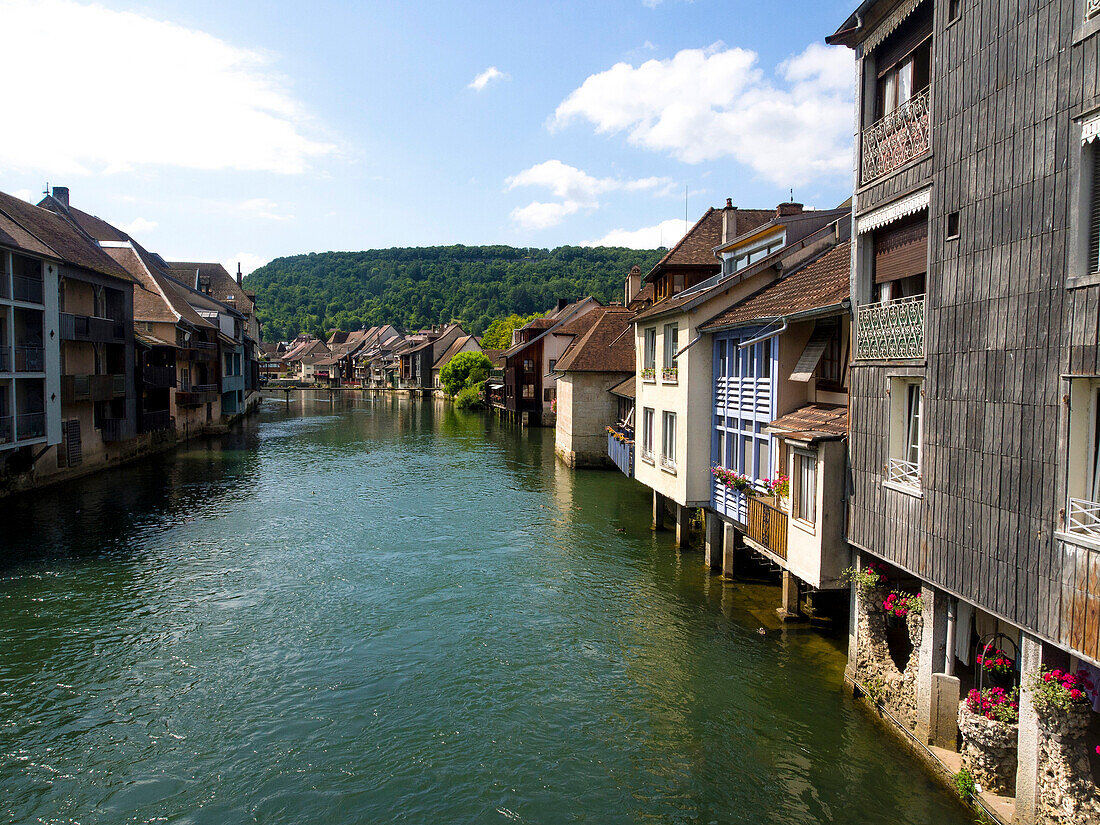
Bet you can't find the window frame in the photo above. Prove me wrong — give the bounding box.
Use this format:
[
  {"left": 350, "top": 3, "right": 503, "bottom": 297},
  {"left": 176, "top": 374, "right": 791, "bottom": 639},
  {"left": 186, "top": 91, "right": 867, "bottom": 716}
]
[
  {"left": 641, "top": 407, "right": 655, "bottom": 463},
  {"left": 886, "top": 376, "right": 923, "bottom": 495},
  {"left": 643, "top": 328, "right": 657, "bottom": 371},
  {"left": 661, "top": 410, "right": 677, "bottom": 472},
  {"left": 792, "top": 448, "right": 818, "bottom": 525}
]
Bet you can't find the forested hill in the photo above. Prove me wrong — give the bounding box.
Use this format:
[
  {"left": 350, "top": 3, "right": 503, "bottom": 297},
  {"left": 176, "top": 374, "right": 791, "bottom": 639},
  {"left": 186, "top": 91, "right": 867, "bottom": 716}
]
[{"left": 246, "top": 245, "right": 664, "bottom": 341}]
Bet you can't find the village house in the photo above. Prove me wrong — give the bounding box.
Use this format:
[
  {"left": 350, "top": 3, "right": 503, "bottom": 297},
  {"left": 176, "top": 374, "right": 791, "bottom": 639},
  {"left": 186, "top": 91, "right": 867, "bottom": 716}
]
[
  {"left": 827, "top": 0, "right": 1100, "bottom": 821},
  {"left": 280, "top": 335, "right": 329, "bottom": 382},
  {"left": 431, "top": 332, "right": 482, "bottom": 392},
  {"left": 630, "top": 200, "right": 846, "bottom": 544},
  {"left": 553, "top": 305, "right": 635, "bottom": 467},
  {"left": 399, "top": 323, "right": 467, "bottom": 391}
]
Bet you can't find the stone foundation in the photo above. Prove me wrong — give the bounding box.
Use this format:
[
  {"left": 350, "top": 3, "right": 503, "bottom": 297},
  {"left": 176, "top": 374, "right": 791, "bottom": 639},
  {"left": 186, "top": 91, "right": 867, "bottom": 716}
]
[
  {"left": 853, "top": 586, "right": 923, "bottom": 730},
  {"left": 1035, "top": 704, "right": 1100, "bottom": 824},
  {"left": 958, "top": 705, "right": 1018, "bottom": 794}
]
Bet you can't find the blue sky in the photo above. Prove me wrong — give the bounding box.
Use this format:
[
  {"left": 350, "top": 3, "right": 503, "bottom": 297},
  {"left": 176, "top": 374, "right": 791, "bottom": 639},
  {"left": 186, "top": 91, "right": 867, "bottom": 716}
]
[{"left": 0, "top": 0, "right": 858, "bottom": 273}]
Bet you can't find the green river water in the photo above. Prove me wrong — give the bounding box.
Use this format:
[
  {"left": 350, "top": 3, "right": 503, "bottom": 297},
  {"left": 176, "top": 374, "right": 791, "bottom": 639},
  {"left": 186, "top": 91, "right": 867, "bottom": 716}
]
[{"left": 0, "top": 394, "right": 971, "bottom": 824}]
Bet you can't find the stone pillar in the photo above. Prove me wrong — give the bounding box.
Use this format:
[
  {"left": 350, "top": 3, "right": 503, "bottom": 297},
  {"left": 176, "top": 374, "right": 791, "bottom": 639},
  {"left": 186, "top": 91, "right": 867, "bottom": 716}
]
[
  {"left": 1014, "top": 632, "right": 1044, "bottom": 825},
  {"left": 704, "top": 513, "right": 723, "bottom": 570},
  {"left": 777, "top": 570, "right": 800, "bottom": 619},
  {"left": 916, "top": 584, "right": 949, "bottom": 745},
  {"left": 675, "top": 504, "right": 691, "bottom": 547},
  {"left": 652, "top": 491, "right": 666, "bottom": 530},
  {"left": 721, "top": 524, "right": 740, "bottom": 578}
]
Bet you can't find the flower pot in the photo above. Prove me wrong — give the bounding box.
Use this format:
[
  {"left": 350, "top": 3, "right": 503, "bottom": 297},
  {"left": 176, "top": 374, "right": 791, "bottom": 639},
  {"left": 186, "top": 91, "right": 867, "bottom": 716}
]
[{"left": 885, "top": 612, "right": 903, "bottom": 630}]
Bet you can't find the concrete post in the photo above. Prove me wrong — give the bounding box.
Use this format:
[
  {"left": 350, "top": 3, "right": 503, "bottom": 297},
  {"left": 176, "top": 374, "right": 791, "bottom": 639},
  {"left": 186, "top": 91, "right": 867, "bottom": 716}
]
[
  {"left": 721, "top": 524, "right": 740, "bottom": 578},
  {"left": 675, "top": 504, "right": 691, "bottom": 548},
  {"left": 1014, "top": 632, "right": 1044, "bottom": 825},
  {"left": 704, "top": 513, "right": 723, "bottom": 570},
  {"left": 777, "top": 570, "right": 800, "bottom": 620},
  {"left": 915, "top": 585, "right": 951, "bottom": 747},
  {"left": 652, "top": 491, "right": 666, "bottom": 531}
]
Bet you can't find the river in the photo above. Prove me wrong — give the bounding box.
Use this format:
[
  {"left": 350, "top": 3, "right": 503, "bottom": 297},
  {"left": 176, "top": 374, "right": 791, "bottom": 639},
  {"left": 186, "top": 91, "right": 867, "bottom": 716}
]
[{"left": 0, "top": 394, "right": 970, "bottom": 824}]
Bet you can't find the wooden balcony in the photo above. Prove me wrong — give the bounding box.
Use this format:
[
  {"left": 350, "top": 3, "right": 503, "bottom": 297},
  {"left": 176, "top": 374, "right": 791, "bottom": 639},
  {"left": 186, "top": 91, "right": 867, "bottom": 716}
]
[
  {"left": 143, "top": 365, "right": 177, "bottom": 389},
  {"left": 861, "top": 86, "right": 931, "bottom": 185},
  {"left": 61, "top": 373, "right": 127, "bottom": 404},
  {"left": 100, "top": 417, "right": 135, "bottom": 442},
  {"left": 746, "top": 495, "right": 787, "bottom": 560},
  {"left": 60, "top": 313, "right": 126, "bottom": 343},
  {"left": 854, "top": 294, "right": 925, "bottom": 360},
  {"left": 175, "top": 386, "right": 218, "bottom": 407}
]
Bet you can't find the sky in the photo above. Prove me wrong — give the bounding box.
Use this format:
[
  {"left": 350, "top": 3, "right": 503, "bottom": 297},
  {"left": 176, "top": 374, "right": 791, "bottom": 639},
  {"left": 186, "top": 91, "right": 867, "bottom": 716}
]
[{"left": 0, "top": 0, "right": 859, "bottom": 275}]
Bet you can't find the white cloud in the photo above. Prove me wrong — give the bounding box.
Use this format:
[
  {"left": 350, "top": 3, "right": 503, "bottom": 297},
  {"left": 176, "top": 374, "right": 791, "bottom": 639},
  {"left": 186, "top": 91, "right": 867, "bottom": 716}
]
[
  {"left": 0, "top": 0, "right": 335, "bottom": 176},
  {"left": 553, "top": 42, "right": 853, "bottom": 184},
  {"left": 582, "top": 218, "right": 689, "bottom": 249},
  {"left": 236, "top": 198, "right": 292, "bottom": 221},
  {"left": 222, "top": 253, "right": 268, "bottom": 278},
  {"left": 506, "top": 159, "right": 672, "bottom": 229},
  {"left": 468, "top": 66, "right": 510, "bottom": 91},
  {"left": 120, "top": 217, "right": 157, "bottom": 236}
]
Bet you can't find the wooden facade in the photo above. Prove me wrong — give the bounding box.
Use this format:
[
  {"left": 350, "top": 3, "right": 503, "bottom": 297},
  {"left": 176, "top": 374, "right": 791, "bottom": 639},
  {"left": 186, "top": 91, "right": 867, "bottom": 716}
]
[{"left": 840, "top": 0, "right": 1100, "bottom": 663}]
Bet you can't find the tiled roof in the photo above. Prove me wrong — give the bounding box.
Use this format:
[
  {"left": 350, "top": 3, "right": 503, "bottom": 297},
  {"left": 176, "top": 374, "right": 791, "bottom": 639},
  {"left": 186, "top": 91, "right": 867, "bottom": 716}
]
[
  {"left": 555, "top": 307, "right": 635, "bottom": 373},
  {"left": 698, "top": 240, "right": 851, "bottom": 331},
  {"left": 646, "top": 206, "right": 773, "bottom": 279},
  {"left": 39, "top": 194, "right": 131, "bottom": 242},
  {"left": 433, "top": 334, "right": 479, "bottom": 368},
  {"left": 283, "top": 338, "right": 329, "bottom": 361},
  {"left": 627, "top": 282, "right": 654, "bottom": 311},
  {"left": 104, "top": 246, "right": 216, "bottom": 329},
  {"left": 768, "top": 403, "right": 848, "bottom": 440},
  {"left": 170, "top": 261, "right": 255, "bottom": 314},
  {"left": 483, "top": 349, "right": 506, "bottom": 368},
  {"left": 0, "top": 191, "right": 133, "bottom": 281},
  {"left": 608, "top": 374, "right": 635, "bottom": 399}
]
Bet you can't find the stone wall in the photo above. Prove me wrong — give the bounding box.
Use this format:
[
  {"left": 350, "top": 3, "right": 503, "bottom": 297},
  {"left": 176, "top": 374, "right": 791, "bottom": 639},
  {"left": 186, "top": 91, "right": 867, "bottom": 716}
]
[
  {"left": 853, "top": 585, "right": 923, "bottom": 729},
  {"left": 554, "top": 371, "right": 626, "bottom": 468},
  {"left": 958, "top": 705, "right": 1017, "bottom": 794},
  {"left": 1035, "top": 705, "right": 1100, "bottom": 825}
]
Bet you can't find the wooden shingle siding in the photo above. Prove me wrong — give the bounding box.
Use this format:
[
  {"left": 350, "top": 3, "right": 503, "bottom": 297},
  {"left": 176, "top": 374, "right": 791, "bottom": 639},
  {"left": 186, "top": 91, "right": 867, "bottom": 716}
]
[{"left": 848, "top": 0, "right": 1100, "bottom": 659}]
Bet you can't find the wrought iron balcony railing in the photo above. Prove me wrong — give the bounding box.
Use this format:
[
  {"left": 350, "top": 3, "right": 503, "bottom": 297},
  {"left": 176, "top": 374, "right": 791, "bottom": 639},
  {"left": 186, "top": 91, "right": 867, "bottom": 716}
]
[
  {"left": 1067, "top": 497, "right": 1100, "bottom": 540},
  {"left": 861, "top": 86, "right": 931, "bottom": 184},
  {"left": 887, "top": 457, "right": 921, "bottom": 488},
  {"left": 855, "top": 294, "right": 925, "bottom": 360},
  {"left": 640, "top": 445, "right": 655, "bottom": 464}
]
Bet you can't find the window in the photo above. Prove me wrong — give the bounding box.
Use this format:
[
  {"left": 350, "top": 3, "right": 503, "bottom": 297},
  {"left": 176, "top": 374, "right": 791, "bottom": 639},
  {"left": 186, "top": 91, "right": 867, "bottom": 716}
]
[
  {"left": 543, "top": 388, "right": 554, "bottom": 402},
  {"left": 873, "top": 212, "right": 928, "bottom": 302},
  {"left": 731, "top": 235, "right": 785, "bottom": 272},
  {"left": 662, "top": 323, "right": 679, "bottom": 380},
  {"left": 548, "top": 359, "right": 557, "bottom": 374},
  {"left": 876, "top": 39, "right": 931, "bottom": 119},
  {"left": 1088, "top": 147, "right": 1100, "bottom": 275},
  {"left": 523, "top": 359, "right": 534, "bottom": 372},
  {"left": 523, "top": 384, "right": 535, "bottom": 399},
  {"left": 818, "top": 333, "right": 845, "bottom": 390},
  {"left": 642, "top": 408, "right": 655, "bottom": 462},
  {"left": 643, "top": 328, "right": 657, "bottom": 373},
  {"left": 946, "top": 211, "right": 960, "bottom": 240},
  {"left": 1065, "top": 380, "right": 1100, "bottom": 540},
  {"left": 888, "top": 378, "right": 922, "bottom": 490},
  {"left": 661, "top": 411, "right": 677, "bottom": 471},
  {"left": 793, "top": 450, "right": 817, "bottom": 523}
]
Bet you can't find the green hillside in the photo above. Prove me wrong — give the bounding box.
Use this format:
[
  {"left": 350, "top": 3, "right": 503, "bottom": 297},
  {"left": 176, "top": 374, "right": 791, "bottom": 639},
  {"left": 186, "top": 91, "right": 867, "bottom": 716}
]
[{"left": 246, "top": 245, "right": 663, "bottom": 341}]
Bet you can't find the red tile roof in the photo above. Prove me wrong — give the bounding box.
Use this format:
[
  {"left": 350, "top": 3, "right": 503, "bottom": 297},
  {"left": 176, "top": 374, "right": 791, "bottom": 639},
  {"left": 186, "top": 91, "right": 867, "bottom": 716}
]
[
  {"left": 555, "top": 307, "right": 635, "bottom": 373},
  {"left": 768, "top": 403, "right": 849, "bottom": 441}
]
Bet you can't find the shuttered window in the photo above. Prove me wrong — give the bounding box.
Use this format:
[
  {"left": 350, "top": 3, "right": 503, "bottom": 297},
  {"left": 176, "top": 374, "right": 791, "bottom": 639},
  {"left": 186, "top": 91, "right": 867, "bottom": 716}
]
[
  {"left": 1090, "top": 148, "right": 1100, "bottom": 273},
  {"left": 874, "top": 213, "right": 928, "bottom": 284}
]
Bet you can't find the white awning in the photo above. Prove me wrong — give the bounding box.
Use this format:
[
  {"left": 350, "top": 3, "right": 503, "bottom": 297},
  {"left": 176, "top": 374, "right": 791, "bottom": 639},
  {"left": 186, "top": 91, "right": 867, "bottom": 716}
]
[{"left": 856, "top": 188, "right": 931, "bottom": 234}]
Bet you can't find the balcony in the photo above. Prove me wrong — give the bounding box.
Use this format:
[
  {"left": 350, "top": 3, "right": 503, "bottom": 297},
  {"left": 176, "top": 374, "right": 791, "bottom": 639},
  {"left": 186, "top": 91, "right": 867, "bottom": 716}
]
[
  {"left": 15, "top": 411, "right": 46, "bottom": 440},
  {"left": 1090, "top": 0, "right": 1100, "bottom": 19},
  {"left": 12, "top": 275, "right": 43, "bottom": 304},
  {"left": 139, "top": 409, "right": 172, "bottom": 434},
  {"left": 0, "top": 346, "right": 8, "bottom": 371},
  {"left": 14, "top": 345, "right": 44, "bottom": 372},
  {"left": 661, "top": 367, "right": 678, "bottom": 384},
  {"left": 99, "top": 418, "right": 135, "bottom": 442},
  {"left": 143, "top": 365, "right": 176, "bottom": 389},
  {"left": 185, "top": 346, "right": 217, "bottom": 363},
  {"left": 887, "top": 457, "right": 921, "bottom": 489},
  {"left": 746, "top": 495, "right": 788, "bottom": 560},
  {"left": 606, "top": 427, "right": 634, "bottom": 476},
  {"left": 861, "top": 86, "right": 931, "bottom": 185},
  {"left": 60, "top": 313, "right": 126, "bottom": 342},
  {"left": 176, "top": 384, "right": 219, "bottom": 407},
  {"left": 61, "top": 373, "right": 127, "bottom": 404},
  {"left": 854, "top": 294, "right": 925, "bottom": 360}
]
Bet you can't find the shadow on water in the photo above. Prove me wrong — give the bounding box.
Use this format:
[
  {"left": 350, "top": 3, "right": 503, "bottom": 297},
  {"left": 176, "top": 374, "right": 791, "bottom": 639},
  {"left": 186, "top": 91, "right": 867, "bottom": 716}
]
[{"left": 0, "top": 394, "right": 974, "bottom": 825}]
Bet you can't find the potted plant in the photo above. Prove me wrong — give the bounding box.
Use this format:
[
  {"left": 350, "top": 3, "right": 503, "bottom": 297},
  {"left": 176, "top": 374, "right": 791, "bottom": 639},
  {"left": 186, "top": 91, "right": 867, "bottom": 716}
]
[
  {"left": 762, "top": 474, "right": 790, "bottom": 509},
  {"left": 975, "top": 646, "right": 1016, "bottom": 689},
  {"left": 843, "top": 560, "right": 890, "bottom": 595},
  {"left": 1028, "top": 667, "right": 1095, "bottom": 734},
  {"left": 882, "top": 589, "right": 922, "bottom": 629},
  {"left": 958, "top": 687, "right": 1019, "bottom": 794}
]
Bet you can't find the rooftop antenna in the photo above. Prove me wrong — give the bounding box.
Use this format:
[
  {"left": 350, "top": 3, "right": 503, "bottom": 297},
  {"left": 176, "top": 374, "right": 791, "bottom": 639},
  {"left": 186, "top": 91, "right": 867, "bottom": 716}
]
[
  {"left": 790, "top": 188, "right": 794, "bottom": 202},
  {"left": 43, "top": 182, "right": 50, "bottom": 197}
]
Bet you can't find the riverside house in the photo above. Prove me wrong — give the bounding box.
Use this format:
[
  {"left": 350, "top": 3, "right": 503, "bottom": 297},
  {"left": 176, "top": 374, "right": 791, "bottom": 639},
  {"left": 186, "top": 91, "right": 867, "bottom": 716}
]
[
  {"left": 431, "top": 332, "right": 483, "bottom": 392},
  {"left": 828, "top": 0, "right": 1100, "bottom": 821},
  {"left": 399, "top": 323, "right": 467, "bottom": 392},
  {"left": 499, "top": 297, "right": 602, "bottom": 426},
  {"left": 553, "top": 305, "right": 635, "bottom": 467},
  {"left": 631, "top": 200, "right": 846, "bottom": 544},
  {"left": 699, "top": 234, "right": 852, "bottom": 616}
]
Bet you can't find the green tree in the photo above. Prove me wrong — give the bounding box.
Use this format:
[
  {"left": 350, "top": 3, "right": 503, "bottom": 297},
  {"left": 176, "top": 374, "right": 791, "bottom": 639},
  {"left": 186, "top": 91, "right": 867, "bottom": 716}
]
[
  {"left": 439, "top": 351, "right": 492, "bottom": 397},
  {"left": 480, "top": 312, "right": 544, "bottom": 350}
]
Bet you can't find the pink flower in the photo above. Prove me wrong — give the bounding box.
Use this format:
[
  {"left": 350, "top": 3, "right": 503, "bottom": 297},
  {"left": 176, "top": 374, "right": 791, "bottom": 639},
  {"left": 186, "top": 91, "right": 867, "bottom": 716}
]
[
  {"left": 1053, "top": 669, "right": 1063, "bottom": 679},
  {"left": 1043, "top": 673, "right": 1053, "bottom": 682},
  {"left": 1070, "top": 689, "right": 1084, "bottom": 700}
]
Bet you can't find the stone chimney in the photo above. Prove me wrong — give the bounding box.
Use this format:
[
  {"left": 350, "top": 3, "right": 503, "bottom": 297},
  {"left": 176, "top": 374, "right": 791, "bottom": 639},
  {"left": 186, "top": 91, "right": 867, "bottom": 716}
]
[
  {"left": 721, "top": 197, "right": 738, "bottom": 243},
  {"left": 52, "top": 186, "right": 69, "bottom": 207},
  {"left": 624, "top": 265, "right": 642, "bottom": 304},
  {"left": 776, "top": 201, "right": 804, "bottom": 218},
  {"left": 237, "top": 262, "right": 243, "bottom": 286}
]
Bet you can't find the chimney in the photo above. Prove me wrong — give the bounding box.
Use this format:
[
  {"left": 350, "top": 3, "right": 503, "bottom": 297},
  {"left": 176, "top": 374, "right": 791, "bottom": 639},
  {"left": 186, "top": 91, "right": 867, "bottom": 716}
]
[
  {"left": 52, "top": 186, "right": 69, "bottom": 207},
  {"left": 721, "top": 197, "right": 738, "bottom": 244},
  {"left": 625, "top": 265, "right": 642, "bottom": 304},
  {"left": 237, "top": 262, "right": 243, "bottom": 285},
  {"left": 556, "top": 298, "right": 570, "bottom": 312},
  {"left": 776, "top": 201, "right": 804, "bottom": 218}
]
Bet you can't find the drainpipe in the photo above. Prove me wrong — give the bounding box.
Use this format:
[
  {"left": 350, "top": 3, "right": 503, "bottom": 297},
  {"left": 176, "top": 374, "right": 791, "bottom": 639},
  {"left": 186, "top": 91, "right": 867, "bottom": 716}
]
[{"left": 945, "top": 597, "right": 958, "bottom": 677}]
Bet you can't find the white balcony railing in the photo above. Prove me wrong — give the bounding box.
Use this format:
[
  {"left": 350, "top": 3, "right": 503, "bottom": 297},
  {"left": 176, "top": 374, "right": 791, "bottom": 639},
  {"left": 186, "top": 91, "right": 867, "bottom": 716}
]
[
  {"left": 660, "top": 453, "right": 677, "bottom": 473},
  {"left": 861, "top": 86, "right": 931, "bottom": 184},
  {"left": 855, "top": 294, "right": 925, "bottom": 360},
  {"left": 887, "top": 457, "right": 921, "bottom": 488},
  {"left": 1068, "top": 497, "right": 1100, "bottom": 540}
]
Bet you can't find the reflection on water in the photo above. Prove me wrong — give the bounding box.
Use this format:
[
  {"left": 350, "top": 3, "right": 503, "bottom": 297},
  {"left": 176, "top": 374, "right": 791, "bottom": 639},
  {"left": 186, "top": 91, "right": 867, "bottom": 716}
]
[{"left": 0, "top": 393, "right": 969, "bottom": 824}]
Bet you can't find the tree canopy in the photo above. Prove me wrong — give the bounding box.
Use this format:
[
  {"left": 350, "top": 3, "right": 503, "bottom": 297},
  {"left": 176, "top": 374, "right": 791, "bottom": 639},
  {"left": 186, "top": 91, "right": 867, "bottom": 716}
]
[
  {"left": 246, "top": 245, "right": 663, "bottom": 341},
  {"left": 439, "top": 351, "right": 492, "bottom": 397},
  {"left": 479, "top": 312, "right": 545, "bottom": 350}
]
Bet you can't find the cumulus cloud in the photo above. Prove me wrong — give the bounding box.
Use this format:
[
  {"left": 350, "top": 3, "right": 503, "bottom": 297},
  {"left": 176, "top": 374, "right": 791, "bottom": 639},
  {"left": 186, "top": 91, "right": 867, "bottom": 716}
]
[
  {"left": 506, "top": 159, "right": 672, "bottom": 229},
  {"left": 120, "top": 217, "right": 158, "bottom": 236},
  {"left": 222, "top": 252, "right": 268, "bottom": 278},
  {"left": 553, "top": 42, "right": 853, "bottom": 184},
  {"left": 468, "top": 66, "right": 510, "bottom": 91},
  {"left": 0, "top": 0, "right": 335, "bottom": 176},
  {"left": 235, "top": 198, "right": 292, "bottom": 221},
  {"left": 583, "top": 218, "right": 689, "bottom": 249}
]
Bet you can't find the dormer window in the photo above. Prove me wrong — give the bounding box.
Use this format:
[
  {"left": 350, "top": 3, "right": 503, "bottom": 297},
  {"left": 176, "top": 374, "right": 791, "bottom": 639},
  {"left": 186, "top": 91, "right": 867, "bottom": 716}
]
[{"left": 728, "top": 232, "right": 785, "bottom": 274}]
